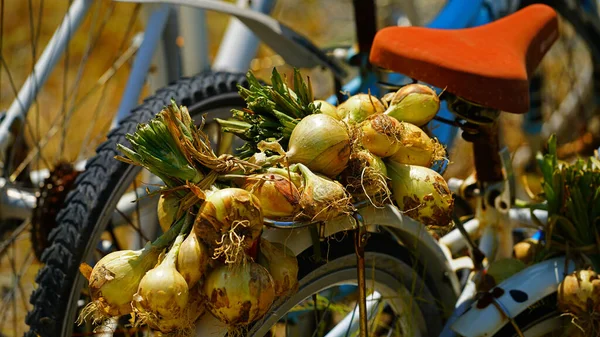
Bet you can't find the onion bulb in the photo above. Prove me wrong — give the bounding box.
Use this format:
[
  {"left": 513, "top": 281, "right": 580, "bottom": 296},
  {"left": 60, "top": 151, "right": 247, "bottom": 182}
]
[
  {"left": 144, "top": 284, "right": 206, "bottom": 334},
  {"left": 337, "top": 94, "right": 385, "bottom": 124},
  {"left": 341, "top": 150, "right": 390, "bottom": 204},
  {"left": 386, "top": 161, "right": 453, "bottom": 227},
  {"left": 297, "top": 163, "right": 353, "bottom": 221},
  {"left": 204, "top": 262, "right": 275, "bottom": 326},
  {"left": 177, "top": 231, "right": 209, "bottom": 288},
  {"left": 486, "top": 258, "right": 526, "bottom": 285},
  {"left": 384, "top": 84, "right": 439, "bottom": 126},
  {"left": 79, "top": 245, "right": 161, "bottom": 322},
  {"left": 513, "top": 239, "right": 538, "bottom": 264},
  {"left": 257, "top": 239, "right": 299, "bottom": 297},
  {"left": 558, "top": 269, "right": 600, "bottom": 315},
  {"left": 389, "top": 122, "right": 445, "bottom": 168},
  {"left": 314, "top": 100, "right": 339, "bottom": 120},
  {"left": 157, "top": 193, "right": 180, "bottom": 232},
  {"left": 287, "top": 114, "right": 351, "bottom": 177},
  {"left": 265, "top": 167, "right": 303, "bottom": 189},
  {"left": 194, "top": 188, "right": 263, "bottom": 264},
  {"left": 359, "top": 114, "right": 403, "bottom": 158},
  {"left": 240, "top": 173, "right": 301, "bottom": 218},
  {"left": 133, "top": 233, "right": 190, "bottom": 332}
]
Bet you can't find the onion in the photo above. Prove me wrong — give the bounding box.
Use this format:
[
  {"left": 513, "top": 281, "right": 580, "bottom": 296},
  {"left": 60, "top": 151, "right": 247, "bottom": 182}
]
[
  {"left": 287, "top": 114, "right": 351, "bottom": 177},
  {"left": 558, "top": 269, "right": 600, "bottom": 315},
  {"left": 143, "top": 283, "right": 206, "bottom": 334},
  {"left": 359, "top": 114, "right": 403, "bottom": 158},
  {"left": 486, "top": 258, "right": 526, "bottom": 285},
  {"left": 337, "top": 94, "right": 385, "bottom": 124},
  {"left": 79, "top": 246, "right": 161, "bottom": 322},
  {"left": 240, "top": 173, "right": 301, "bottom": 218},
  {"left": 314, "top": 99, "right": 339, "bottom": 120},
  {"left": 513, "top": 239, "right": 538, "bottom": 264},
  {"left": 204, "top": 262, "right": 275, "bottom": 326},
  {"left": 133, "top": 232, "right": 190, "bottom": 333},
  {"left": 386, "top": 161, "right": 453, "bottom": 227},
  {"left": 297, "top": 163, "right": 353, "bottom": 221},
  {"left": 194, "top": 188, "right": 263, "bottom": 264},
  {"left": 265, "top": 167, "right": 303, "bottom": 189},
  {"left": 388, "top": 122, "right": 445, "bottom": 168},
  {"left": 341, "top": 150, "right": 390, "bottom": 205},
  {"left": 157, "top": 193, "right": 180, "bottom": 232},
  {"left": 384, "top": 84, "right": 439, "bottom": 126},
  {"left": 257, "top": 239, "right": 299, "bottom": 297},
  {"left": 177, "top": 231, "right": 209, "bottom": 288}
]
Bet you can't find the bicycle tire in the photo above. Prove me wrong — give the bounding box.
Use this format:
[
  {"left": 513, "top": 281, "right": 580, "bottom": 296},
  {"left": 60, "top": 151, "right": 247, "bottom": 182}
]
[{"left": 25, "top": 71, "right": 249, "bottom": 337}]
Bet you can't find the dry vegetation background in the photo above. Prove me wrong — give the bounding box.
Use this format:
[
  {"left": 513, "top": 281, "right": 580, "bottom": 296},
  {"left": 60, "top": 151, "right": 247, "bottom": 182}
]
[{"left": 0, "top": 0, "right": 594, "bottom": 336}]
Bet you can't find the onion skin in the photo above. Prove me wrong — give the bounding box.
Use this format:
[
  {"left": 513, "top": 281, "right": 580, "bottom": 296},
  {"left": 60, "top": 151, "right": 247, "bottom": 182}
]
[
  {"left": 157, "top": 194, "right": 179, "bottom": 232},
  {"left": 287, "top": 114, "right": 351, "bottom": 177},
  {"left": 204, "top": 262, "right": 275, "bottom": 326},
  {"left": 384, "top": 84, "right": 439, "bottom": 126},
  {"left": 389, "top": 122, "right": 445, "bottom": 168},
  {"left": 360, "top": 114, "right": 403, "bottom": 158},
  {"left": 264, "top": 167, "right": 303, "bottom": 189},
  {"left": 177, "top": 231, "right": 209, "bottom": 288},
  {"left": 257, "top": 239, "right": 299, "bottom": 297},
  {"left": 558, "top": 269, "right": 600, "bottom": 315},
  {"left": 341, "top": 150, "right": 389, "bottom": 201},
  {"left": 386, "top": 161, "right": 453, "bottom": 227},
  {"left": 314, "top": 100, "right": 339, "bottom": 120},
  {"left": 513, "top": 239, "right": 538, "bottom": 264},
  {"left": 88, "top": 245, "right": 160, "bottom": 317},
  {"left": 240, "top": 173, "right": 301, "bottom": 218},
  {"left": 194, "top": 188, "right": 263, "bottom": 262},
  {"left": 297, "top": 163, "right": 353, "bottom": 221},
  {"left": 337, "top": 94, "right": 385, "bottom": 124}
]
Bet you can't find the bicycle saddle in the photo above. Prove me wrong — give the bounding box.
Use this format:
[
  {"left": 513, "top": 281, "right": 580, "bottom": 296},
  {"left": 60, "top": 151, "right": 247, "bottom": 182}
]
[{"left": 370, "top": 4, "right": 558, "bottom": 114}]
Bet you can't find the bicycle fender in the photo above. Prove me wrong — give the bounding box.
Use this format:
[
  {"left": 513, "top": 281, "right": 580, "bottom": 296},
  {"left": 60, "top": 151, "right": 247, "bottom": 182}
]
[
  {"left": 116, "top": 0, "right": 347, "bottom": 79},
  {"left": 450, "top": 257, "right": 575, "bottom": 337}
]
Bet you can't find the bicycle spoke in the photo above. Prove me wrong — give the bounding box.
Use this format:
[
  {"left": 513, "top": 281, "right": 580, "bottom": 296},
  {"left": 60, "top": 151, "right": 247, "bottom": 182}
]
[
  {"left": 114, "top": 208, "right": 150, "bottom": 243},
  {"left": 0, "top": 220, "right": 30, "bottom": 258}
]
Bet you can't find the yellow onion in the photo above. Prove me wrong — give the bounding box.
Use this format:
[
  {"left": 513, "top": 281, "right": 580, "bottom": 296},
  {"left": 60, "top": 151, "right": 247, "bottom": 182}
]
[
  {"left": 133, "top": 232, "right": 190, "bottom": 332},
  {"left": 240, "top": 173, "right": 301, "bottom": 218},
  {"left": 257, "top": 239, "right": 299, "bottom": 297},
  {"left": 157, "top": 193, "right": 180, "bottom": 232},
  {"left": 341, "top": 150, "right": 390, "bottom": 203},
  {"left": 194, "top": 188, "right": 263, "bottom": 264},
  {"left": 204, "top": 262, "right": 275, "bottom": 326},
  {"left": 337, "top": 94, "right": 385, "bottom": 124},
  {"left": 177, "top": 231, "right": 209, "bottom": 288},
  {"left": 486, "top": 258, "right": 526, "bottom": 285},
  {"left": 386, "top": 161, "right": 453, "bottom": 227},
  {"left": 558, "top": 269, "right": 600, "bottom": 315},
  {"left": 265, "top": 167, "right": 303, "bottom": 189},
  {"left": 360, "top": 114, "right": 403, "bottom": 158},
  {"left": 297, "top": 163, "right": 353, "bottom": 221},
  {"left": 314, "top": 100, "right": 339, "bottom": 120},
  {"left": 389, "top": 122, "right": 445, "bottom": 168},
  {"left": 384, "top": 84, "right": 439, "bottom": 126},
  {"left": 81, "top": 245, "right": 161, "bottom": 320},
  {"left": 143, "top": 284, "right": 206, "bottom": 334},
  {"left": 287, "top": 114, "right": 351, "bottom": 177},
  {"left": 513, "top": 239, "right": 538, "bottom": 264}
]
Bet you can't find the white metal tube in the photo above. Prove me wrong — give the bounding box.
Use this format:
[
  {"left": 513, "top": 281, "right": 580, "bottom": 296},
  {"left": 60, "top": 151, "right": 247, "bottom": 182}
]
[
  {"left": 324, "top": 292, "right": 383, "bottom": 337},
  {"left": 178, "top": 7, "right": 210, "bottom": 75},
  {"left": 439, "top": 218, "right": 481, "bottom": 254},
  {"left": 0, "top": 0, "right": 93, "bottom": 155}
]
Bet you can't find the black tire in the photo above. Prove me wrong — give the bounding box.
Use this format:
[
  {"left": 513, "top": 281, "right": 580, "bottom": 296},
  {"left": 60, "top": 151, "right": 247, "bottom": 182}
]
[{"left": 25, "top": 71, "right": 249, "bottom": 337}]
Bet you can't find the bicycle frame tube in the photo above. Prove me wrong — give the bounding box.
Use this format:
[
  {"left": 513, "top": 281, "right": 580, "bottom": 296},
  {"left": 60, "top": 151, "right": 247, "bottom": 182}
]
[{"left": 0, "top": 0, "right": 93, "bottom": 161}]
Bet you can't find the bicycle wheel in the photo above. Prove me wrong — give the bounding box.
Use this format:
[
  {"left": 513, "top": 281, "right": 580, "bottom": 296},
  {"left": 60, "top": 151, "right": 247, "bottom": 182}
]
[
  {"left": 0, "top": 2, "right": 153, "bottom": 336},
  {"left": 24, "top": 71, "right": 248, "bottom": 337}
]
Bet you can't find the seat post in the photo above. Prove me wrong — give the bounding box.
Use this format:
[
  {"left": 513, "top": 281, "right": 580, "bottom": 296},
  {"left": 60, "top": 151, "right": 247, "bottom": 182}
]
[
  {"left": 470, "top": 124, "right": 504, "bottom": 183},
  {"left": 352, "top": 0, "right": 377, "bottom": 59}
]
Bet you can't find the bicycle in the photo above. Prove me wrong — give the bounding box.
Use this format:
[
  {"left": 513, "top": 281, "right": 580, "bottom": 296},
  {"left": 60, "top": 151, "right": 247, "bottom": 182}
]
[{"left": 17, "top": 0, "right": 600, "bottom": 336}]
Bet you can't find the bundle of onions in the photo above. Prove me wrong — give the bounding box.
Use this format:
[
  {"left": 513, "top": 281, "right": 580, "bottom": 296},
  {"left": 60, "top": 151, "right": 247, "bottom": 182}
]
[
  {"left": 204, "top": 262, "right": 275, "bottom": 326},
  {"left": 77, "top": 217, "right": 186, "bottom": 324},
  {"left": 386, "top": 161, "right": 453, "bottom": 227},
  {"left": 383, "top": 84, "right": 440, "bottom": 126},
  {"left": 337, "top": 94, "right": 385, "bottom": 124},
  {"left": 257, "top": 239, "right": 299, "bottom": 297},
  {"left": 389, "top": 122, "right": 445, "bottom": 168},
  {"left": 157, "top": 193, "right": 180, "bottom": 232},
  {"left": 194, "top": 188, "right": 263, "bottom": 264},
  {"left": 341, "top": 150, "right": 390, "bottom": 205},
  {"left": 132, "top": 228, "right": 190, "bottom": 334},
  {"left": 558, "top": 269, "right": 600, "bottom": 315},
  {"left": 296, "top": 163, "right": 353, "bottom": 221},
  {"left": 177, "top": 231, "right": 209, "bottom": 287},
  {"left": 314, "top": 99, "right": 339, "bottom": 120},
  {"left": 238, "top": 173, "right": 301, "bottom": 219},
  {"left": 287, "top": 114, "right": 351, "bottom": 177},
  {"left": 359, "top": 114, "right": 403, "bottom": 158}
]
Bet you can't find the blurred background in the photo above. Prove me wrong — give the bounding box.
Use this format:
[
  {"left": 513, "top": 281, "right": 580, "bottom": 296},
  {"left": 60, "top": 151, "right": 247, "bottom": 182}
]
[{"left": 0, "top": 0, "right": 597, "bottom": 336}]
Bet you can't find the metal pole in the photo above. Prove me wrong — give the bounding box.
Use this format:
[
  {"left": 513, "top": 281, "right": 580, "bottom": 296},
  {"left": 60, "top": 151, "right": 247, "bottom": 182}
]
[
  {"left": 354, "top": 213, "right": 369, "bottom": 337},
  {"left": 178, "top": 7, "right": 210, "bottom": 75}
]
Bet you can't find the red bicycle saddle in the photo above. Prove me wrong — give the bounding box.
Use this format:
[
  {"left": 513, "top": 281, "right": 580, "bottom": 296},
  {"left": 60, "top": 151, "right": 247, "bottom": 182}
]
[{"left": 370, "top": 4, "right": 558, "bottom": 113}]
